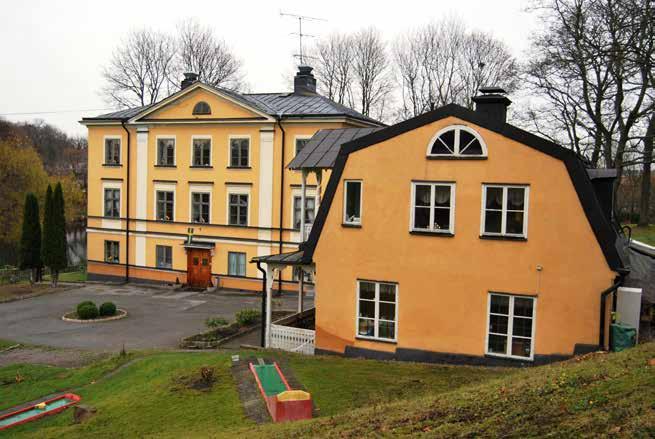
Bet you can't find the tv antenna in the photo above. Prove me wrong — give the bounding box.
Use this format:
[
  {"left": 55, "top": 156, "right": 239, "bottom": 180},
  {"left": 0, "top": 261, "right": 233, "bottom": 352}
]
[{"left": 280, "top": 11, "right": 326, "bottom": 65}]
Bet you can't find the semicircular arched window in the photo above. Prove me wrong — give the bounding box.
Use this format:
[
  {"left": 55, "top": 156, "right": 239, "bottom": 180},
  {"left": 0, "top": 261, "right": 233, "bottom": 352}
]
[
  {"left": 192, "top": 101, "right": 212, "bottom": 115},
  {"left": 427, "top": 125, "right": 487, "bottom": 158}
]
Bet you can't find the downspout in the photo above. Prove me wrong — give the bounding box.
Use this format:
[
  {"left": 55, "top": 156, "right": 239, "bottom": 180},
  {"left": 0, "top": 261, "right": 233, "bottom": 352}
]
[
  {"left": 121, "top": 120, "right": 131, "bottom": 283},
  {"left": 275, "top": 115, "right": 285, "bottom": 294},
  {"left": 599, "top": 276, "right": 624, "bottom": 350},
  {"left": 256, "top": 261, "right": 267, "bottom": 347}
]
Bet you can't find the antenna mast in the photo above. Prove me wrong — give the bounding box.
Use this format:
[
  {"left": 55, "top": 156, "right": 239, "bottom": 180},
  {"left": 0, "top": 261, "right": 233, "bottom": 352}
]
[{"left": 280, "top": 11, "right": 326, "bottom": 64}]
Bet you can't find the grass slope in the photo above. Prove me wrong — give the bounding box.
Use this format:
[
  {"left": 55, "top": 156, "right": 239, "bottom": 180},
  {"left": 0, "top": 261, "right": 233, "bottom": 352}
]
[
  {"left": 252, "top": 343, "right": 655, "bottom": 438},
  {"left": 629, "top": 224, "right": 655, "bottom": 246}
]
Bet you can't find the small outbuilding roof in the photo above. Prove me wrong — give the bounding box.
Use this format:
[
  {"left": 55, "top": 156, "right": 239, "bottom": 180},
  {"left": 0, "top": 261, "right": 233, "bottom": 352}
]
[
  {"left": 288, "top": 127, "right": 383, "bottom": 170},
  {"left": 251, "top": 250, "right": 307, "bottom": 266}
]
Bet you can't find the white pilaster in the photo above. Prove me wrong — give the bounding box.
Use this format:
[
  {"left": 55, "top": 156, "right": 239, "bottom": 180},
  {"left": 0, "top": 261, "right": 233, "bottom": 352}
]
[
  {"left": 257, "top": 128, "right": 275, "bottom": 270},
  {"left": 135, "top": 127, "right": 149, "bottom": 266}
]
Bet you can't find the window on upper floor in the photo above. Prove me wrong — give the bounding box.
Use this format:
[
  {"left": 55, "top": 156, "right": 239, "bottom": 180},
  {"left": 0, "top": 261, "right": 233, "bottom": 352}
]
[
  {"left": 427, "top": 125, "right": 487, "bottom": 158},
  {"left": 156, "top": 138, "right": 175, "bottom": 166},
  {"left": 229, "top": 138, "right": 250, "bottom": 168},
  {"left": 104, "top": 138, "right": 121, "bottom": 165},
  {"left": 156, "top": 245, "right": 172, "bottom": 269},
  {"left": 191, "top": 192, "right": 210, "bottom": 223},
  {"left": 293, "top": 196, "right": 315, "bottom": 230},
  {"left": 156, "top": 190, "right": 175, "bottom": 221},
  {"left": 228, "top": 193, "right": 249, "bottom": 226},
  {"left": 295, "top": 138, "right": 310, "bottom": 157},
  {"left": 481, "top": 185, "right": 529, "bottom": 239},
  {"left": 410, "top": 182, "right": 455, "bottom": 235},
  {"left": 104, "top": 240, "right": 120, "bottom": 263},
  {"left": 228, "top": 252, "right": 246, "bottom": 276},
  {"left": 192, "top": 101, "right": 211, "bottom": 115},
  {"left": 104, "top": 188, "right": 120, "bottom": 218},
  {"left": 357, "top": 280, "right": 397, "bottom": 342},
  {"left": 343, "top": 180, "right": 362, "bottom": 226},
  {"left": 486, "top": 293, "right": 536, "bottom": 360},
  {"left": 192, "top": 138, "right": 211, "bottom": 167}
]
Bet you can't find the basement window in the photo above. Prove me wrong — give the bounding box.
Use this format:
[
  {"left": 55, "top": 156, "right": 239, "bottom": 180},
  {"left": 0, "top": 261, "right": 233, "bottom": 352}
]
[
  {"left": 192, "top": 101, "right": 211, "bottom": 115},
  {"left": 156, "top": 245, "right": 172, "bottom": 269},
  {"left": 357, "top": 280, "right": 397, "bottom": 342},
  {"left": 104, "top": 240, "right": 120, "bottom": 264},
  {"left": 427, "top": 125, "right": 486, "bottom": 158},
  {"left": 486, "top": 293, "right": 536, "bottom": 360}
]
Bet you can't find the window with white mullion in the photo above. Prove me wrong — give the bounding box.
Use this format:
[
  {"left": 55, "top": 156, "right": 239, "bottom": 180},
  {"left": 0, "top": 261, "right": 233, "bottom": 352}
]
[
  {"left": 411, "top": 182, "right": 454, "bottom": 234},
  {"left": 357, "top": 281, "right": 397, "bottom": 341},
  {"left": 487, "top": 294, "right": 535, "bottom": 360},
  {"left": 483, "top": 185, "right": 528, "bottom": 237}
]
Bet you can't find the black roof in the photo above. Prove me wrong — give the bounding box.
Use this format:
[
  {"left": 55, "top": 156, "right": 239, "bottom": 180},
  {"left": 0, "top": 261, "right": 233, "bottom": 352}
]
[
  {"left": 288, "top": 127, "right": 383, "bottom": 170},
  {"left": 299, "top": 103, "right": 625, "bottom": 273},
  {"left": 82, "top": 83, "right": 382, "bottom": 126},
  {"left": 251, "top": 250, "right": 306, "bottom": 266}
]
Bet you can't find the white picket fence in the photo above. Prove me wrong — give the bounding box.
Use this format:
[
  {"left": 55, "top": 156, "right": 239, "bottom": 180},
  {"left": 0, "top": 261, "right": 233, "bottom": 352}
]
[{"left": 270, "top": 324, "right": 315, "bottom": 355}]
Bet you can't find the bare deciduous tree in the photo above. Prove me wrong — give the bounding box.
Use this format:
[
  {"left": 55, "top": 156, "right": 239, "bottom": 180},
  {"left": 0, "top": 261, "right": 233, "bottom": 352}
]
[
  {"left": 102, "top": 29, "right": 176, "bottom": 107},
  {"left": 172, "top": 19, "right": 244, "bottom": 90},
  {"left": 312, "top": 33, "right": 355, "bottom": 106},
  {"left": 394, "top": 18, "right": 518, "bottom": 119},
  {"left": 352, "top": 28, "right": 394, "bottom": 119}
]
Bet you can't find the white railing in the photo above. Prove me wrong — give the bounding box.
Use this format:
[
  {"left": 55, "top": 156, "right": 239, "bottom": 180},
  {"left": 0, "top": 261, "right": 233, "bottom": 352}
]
[{"left": 270, "top": 324, "right": 315, "bottom": 355}]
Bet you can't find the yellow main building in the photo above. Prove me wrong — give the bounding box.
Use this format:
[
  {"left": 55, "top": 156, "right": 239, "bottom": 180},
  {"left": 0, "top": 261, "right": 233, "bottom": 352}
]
[{"left": 81, "top": 67, "right": 382, "bottom": 290}]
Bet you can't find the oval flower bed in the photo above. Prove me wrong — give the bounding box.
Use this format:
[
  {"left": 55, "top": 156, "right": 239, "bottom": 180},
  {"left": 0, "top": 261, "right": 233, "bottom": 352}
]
[{"left": 62, "top": 300, "right": 127, "bottom": 323}]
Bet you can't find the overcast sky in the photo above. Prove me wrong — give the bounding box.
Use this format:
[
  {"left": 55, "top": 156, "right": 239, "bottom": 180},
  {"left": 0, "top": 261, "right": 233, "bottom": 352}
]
[{"left": 0, "top": 0, "right": 537, "bottom": 136}]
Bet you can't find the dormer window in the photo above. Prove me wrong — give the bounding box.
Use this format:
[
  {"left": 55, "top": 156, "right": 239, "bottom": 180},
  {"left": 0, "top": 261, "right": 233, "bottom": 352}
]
[
  {"left": 192, "top": 101, "right": 211, "bottom": 115},
  {"left": 427, "top": 125, "right": 487, "bottom": 158}
]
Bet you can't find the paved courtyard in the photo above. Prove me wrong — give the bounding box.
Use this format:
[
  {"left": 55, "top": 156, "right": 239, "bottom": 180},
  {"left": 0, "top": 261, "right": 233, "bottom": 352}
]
[{"left": 0, "top": 283, "right": 312, "bottom": 351}]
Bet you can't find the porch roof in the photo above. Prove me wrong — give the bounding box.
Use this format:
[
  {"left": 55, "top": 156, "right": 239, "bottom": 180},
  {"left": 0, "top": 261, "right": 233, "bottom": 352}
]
[
  {"left": 251, "top": 250, "right": 310, "bottom": 266},
  {"left": 182, "top": 240, "right": 215, "bottom": 249}
]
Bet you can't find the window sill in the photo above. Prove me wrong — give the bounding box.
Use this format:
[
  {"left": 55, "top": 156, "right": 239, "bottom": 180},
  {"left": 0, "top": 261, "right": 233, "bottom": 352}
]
[
  {"left": 154, "top": 164, "right": 176, "bottom": 168},
  {"left": 102, "top": 216, "right": 121, "bottom": 220},
  {"left": 227, "top": 223, "right": 249, "bottom": 228},
  {"left": 342, "top": 223, "right": 362, "bottom": 228},
  {"left": 155, "top": 219, "right": 175, "bottom": 223},
  {"left": 355, "top": 336, "right": 397, "bottom": 345},
  {"left": 484, "top": 353, "right": 533, "bottom": 362},
  {"left": 426, "top": 155, "right": 487, "bottom": 160},
  {"left": 227, "top": 166, "right": 252, "bottom": 170},
  {"left": 104, "top": 260, "right": 120, "bottom": 264},
  {"left": 102, "top": 163, "right": 122, "bottom": 167},
  {"left": 190, "top": 165, "right": 213, "bottom": 169},
  {"left": 479, "top": 234, "right": 527, "bottom": 242},
  {"left": 410, "top": 230, "right": 454, "bottom": 237}
]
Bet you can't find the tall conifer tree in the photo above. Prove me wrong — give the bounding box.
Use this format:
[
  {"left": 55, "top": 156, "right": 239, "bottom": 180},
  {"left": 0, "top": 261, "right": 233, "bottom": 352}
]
[{"left": 19, "top": 193, "right": 42, "bottom": 284}]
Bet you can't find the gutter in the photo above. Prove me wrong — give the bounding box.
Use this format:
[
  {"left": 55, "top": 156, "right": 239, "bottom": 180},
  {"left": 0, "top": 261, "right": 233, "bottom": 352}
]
[
  {"left": 120, "top": 120, "right": 131, "bottom": 283},
  {"left": 598, "top": 276, "right": 625, "bottom": 349},
  {"left": 275, "top": 114, "right": 285, "bottom": 294}
]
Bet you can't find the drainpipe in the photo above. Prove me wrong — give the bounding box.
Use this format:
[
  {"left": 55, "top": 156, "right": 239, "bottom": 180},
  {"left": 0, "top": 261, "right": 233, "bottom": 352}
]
[
  {"left": 599, "top": 276, "right": 624, "bottom": 350},
  {"left": 256, "top": 261, "right": 267, "bottom": 347},
  {"left": 121, "top": 120, "right": 131, "bottom": 283},
  {"left": 275, "top": 115, "right": 285, "bottom": 295}
]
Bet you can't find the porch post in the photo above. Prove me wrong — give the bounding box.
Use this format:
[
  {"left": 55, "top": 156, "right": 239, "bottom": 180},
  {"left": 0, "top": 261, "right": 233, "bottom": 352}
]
[
  {"left": 265, "top": 265, "right": 275, "bottom": 348},
  {"left": 300, "top": 169, "right": 308, "bottom": 241},
  {"left": 298, "top": 268, "right": 304, "bottom": 314},
  {"left": 315, "top": 170, "right": 323, "bottom": 206}
]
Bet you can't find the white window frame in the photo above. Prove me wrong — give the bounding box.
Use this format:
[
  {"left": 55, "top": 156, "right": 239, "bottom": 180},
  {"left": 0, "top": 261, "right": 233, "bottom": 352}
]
[
  {"left": 104, "top": 240, "right": 120, "bottom": 264},
  {"left": 294, "top": 135, "right": 313, "bottom": 157},
  {"left": 101, "top": 181, "right": 122, "bottom": 218},
  {"left": 290, "top": 191, "right": 318, "bottom": 230},
  {"left": 355, "top": 280, "right": 398, "bottom": 343},
  {"left": 103, "top": 135, "right": 122, "bottom": 165},
  {"left": 485, "top": 293, "right": 537, "bottom": 361},
  {"left": 228, "top": 134, "right": 251, "bottom": 168},
  {"left": 227, "top": 251, "right": 247, "bottom": 276},
  {"left": 226, "top": 185, "right": 251, "bottom": 226},
  {"left": 410, "top": 182, "right": 456, "bottom": 234},
  {"left": 480, "top": 184, "right": 530, "bottom": 238},
  {"left": 188, "top": 184, "right": 212, "bottom": 224},
  {"left": 190, "top": 135, "right": 212, "bottom": 167},
  {"left": 153, "top": 182, "right": 176, "bottom": 221},
  {"left": 343, "top": 180, "right": 363, "bottom": 225},
  {"left": 155, "top": 135, "right": 176, "bottom": 166},
  {"left": 155, "top": 245, "right": 173, "bottom": 269},
  {"left": 426, "top": 125, "right": 487, "bottom": 157}
]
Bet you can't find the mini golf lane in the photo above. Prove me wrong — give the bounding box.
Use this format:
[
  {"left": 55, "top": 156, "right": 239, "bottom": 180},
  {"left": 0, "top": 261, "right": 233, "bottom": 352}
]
[
  {"left": 0, "top": 393, "right": 80, "bottom": 431},
  {"left": 249, "top": 362, "right": 312, "bottom": 422}
]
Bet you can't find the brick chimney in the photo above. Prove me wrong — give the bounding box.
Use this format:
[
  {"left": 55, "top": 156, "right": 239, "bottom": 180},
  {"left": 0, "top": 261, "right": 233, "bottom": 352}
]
[
  {"left": 293, "top": 65, "right": 317, "bottom": 95},
  {"left": 472, "top": 87, "right": 511, "bottom": 127},
  {"left": 181, "top": 72, "right": 199, "bottom": 89}
]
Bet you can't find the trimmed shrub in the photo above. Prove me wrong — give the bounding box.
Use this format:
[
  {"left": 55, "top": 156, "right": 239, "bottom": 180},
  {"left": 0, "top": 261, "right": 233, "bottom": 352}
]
[
  {"left": 205, "top": 317, "right": 229, "bottom": 328},
  {"left": 99, "top": 302, "right": 117, "bottom": 317},
  {"left": 76, "top": 301, "right": 95, "bottom": 315},
  {"left": 77, "top": 303, "right": 99, "bottom": 320},
  {"left": 235, "top": 309, "right": 261, "bottom": 326}
]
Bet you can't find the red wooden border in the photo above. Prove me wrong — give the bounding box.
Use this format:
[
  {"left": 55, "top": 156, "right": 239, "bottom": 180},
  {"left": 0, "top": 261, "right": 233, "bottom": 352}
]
[{"left": 0, "top": 393, "right": 81, "bottom": 431}]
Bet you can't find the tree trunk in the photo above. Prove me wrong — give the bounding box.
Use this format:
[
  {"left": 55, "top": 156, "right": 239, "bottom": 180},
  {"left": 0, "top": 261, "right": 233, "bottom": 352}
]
[{"left": 639, "top": 115, "right": 655, "bottom": 226}]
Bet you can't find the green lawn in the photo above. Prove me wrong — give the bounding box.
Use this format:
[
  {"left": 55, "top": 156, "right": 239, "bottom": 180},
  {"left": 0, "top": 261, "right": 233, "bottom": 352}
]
[
  {"left": 43, "top": 271, "right": 87, "bottom": 282},
  {"left": 629, "top": 224, "right": 655, "bottom": 246}
]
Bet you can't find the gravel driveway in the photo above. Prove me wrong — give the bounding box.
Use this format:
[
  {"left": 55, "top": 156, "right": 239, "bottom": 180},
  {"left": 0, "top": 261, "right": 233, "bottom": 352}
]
[{"left": 0, "top": 283, "right": 310, "bottom": 351}]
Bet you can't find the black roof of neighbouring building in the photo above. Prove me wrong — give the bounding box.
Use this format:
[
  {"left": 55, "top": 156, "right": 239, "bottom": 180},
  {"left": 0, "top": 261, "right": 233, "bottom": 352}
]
[
  {"left": 288, "top": 127, "right": 383, "bottom": 170},
  {"left": 82, "top": 83, "right": 382, "bottom": 126},
  {"left": 295, "top": 103, "right": 625, "bottom": 273}
]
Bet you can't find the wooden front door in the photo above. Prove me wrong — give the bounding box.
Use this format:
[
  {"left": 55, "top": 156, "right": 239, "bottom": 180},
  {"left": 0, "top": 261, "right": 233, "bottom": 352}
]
[{"left": 187, "top": 249, "right": 212, "bottom": 288}]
